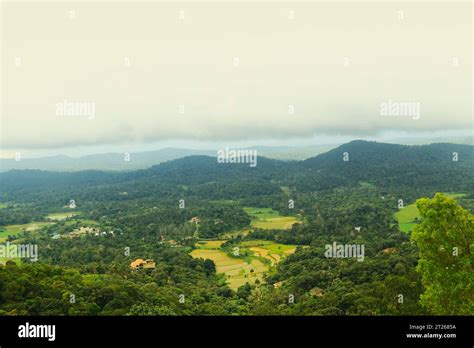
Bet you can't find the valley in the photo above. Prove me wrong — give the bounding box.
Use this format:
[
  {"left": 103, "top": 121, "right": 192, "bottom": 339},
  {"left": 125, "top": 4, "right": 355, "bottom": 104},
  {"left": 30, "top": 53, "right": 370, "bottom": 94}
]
[
  {"left": 191, "top": 238, "right": 297, "bottom": 289},
  {"left": 0, "top": 140, "right": 473, "bottom": 316}
]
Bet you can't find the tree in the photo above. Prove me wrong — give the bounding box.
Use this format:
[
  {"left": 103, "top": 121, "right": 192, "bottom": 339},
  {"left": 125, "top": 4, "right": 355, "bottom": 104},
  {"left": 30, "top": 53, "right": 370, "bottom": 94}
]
[
  {"left": 411, "top": 193, "right": 474, "bottom": 315},
  {"left": 203, "top": 259, "right": 216, "bottom": 275}
]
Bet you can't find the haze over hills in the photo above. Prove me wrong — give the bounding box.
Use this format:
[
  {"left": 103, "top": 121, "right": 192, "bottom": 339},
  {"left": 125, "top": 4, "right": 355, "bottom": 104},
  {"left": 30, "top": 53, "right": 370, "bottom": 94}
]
[
  {"left": 1, "top": 141, "right": 473, "bottom": 199},
  {"left": 1, "top": 136, "right": 472, "bottom": 172},
  {"left": 0, "top": 145, "right": 336, "bottom": 172},
  {"left": 0, "top": 148, "right": 215, "bottom": 172}
]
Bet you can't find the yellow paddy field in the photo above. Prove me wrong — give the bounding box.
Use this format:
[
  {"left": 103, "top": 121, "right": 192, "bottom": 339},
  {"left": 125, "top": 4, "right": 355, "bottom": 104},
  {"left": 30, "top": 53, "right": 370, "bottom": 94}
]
[
  {"left": 244, "top": 207, "right": 300, "bottom": 230},
  {"left": 47, "top": 212, "right": 80, "bottom": 221},
  {"left": 191, "top": 239, "right": 297, "bottom": 290},
  {"left": 251, "top": 216, "right": 298, "bottom": 229},
  {"left": 191, "top": 247, "right": 266, "bottom": 289}
]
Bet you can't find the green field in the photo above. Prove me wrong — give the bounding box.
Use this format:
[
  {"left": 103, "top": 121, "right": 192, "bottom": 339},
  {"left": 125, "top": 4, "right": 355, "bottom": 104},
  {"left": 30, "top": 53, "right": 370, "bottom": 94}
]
[
  {"left": 244, "top": 207, "right": 299, "bottom": 230},
  {"left": 0, "top": 221, "right": 52, "bottom": 242},
  {"left": 240, "top": 240, "right": 297, "bottom": 265},
  {"left": 444, "top": 192, "right": 466, "bottom": 199},
  {"left": 195, "top": 240, "right": 226, "bottom": 249},
  {"left": 395, "top": 204, "right": 420, "bottom": 233},
  {"left": 395, "top": 193, "right": 467, "bottom": 233},
  {"left": 47, "top": 212, "right": 81, "bottom": 221},
  {"left": 0, "top": 257, "right": 21, "bottom": 265},
  {"left": 64, "top": 219, "right": 99, "bottom": 226},
  {"left": 239, "top": 240, "right": 297, "bottom": 253}
]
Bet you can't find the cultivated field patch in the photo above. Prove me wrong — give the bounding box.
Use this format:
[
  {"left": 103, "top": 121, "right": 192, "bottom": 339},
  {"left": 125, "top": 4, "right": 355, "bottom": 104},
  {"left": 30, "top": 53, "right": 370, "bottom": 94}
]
[
  {"left": 395, "top": 192, "right": 467, "bottom": 233},
  {"left": 0, "top": 222, "right": 52, "bottom": 242},
  {"left": 191, "top": 239, "right": 297, "bottom": 289},
  {"left": 241, "top": 240, "right": 296, "bottom": 265},
  {"left": 244, "top": 207, "right": 299, "bottom": 230},
  {"left": 47, "top": 212, "right": 80, "bottom": 221},
  {"left": 191, "top": 246, "right": 264, "bottom": 289},
  {"left": 195, "top": 240, "right": 226, "bottom": 249}
]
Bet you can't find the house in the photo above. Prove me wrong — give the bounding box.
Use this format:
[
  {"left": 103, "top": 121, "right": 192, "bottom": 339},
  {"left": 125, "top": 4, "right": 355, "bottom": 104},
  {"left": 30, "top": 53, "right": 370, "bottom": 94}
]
[
  {"left": 130, "top": 259, "right": 156, "bottom": 270},
  {"left": 310, "top": 287, "right": 325, "bottom": 297},
  {"left": 167, "top": 240, "right": 178, "bottom": 247},
  {"left": 190, "top": 216, "right": 201, "bottom": 224},
  {"left": 130, "top": 259, "right": 144, "bottom": 270},
  {"left": 381, "top": 247, "right": 397, "bottom": 254},
  {"left": 143, "top": 259, "right": 156, "bottom": 269},
  {"left": 273, "top": 281, "right": 284, "bottom": 289}
]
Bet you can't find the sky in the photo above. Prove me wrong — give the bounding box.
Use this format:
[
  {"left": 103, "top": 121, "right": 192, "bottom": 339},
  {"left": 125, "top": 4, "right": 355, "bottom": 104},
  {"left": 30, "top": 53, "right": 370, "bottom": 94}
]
[{"left": 1, "top": 1, "right": 472, "bottom": 158}]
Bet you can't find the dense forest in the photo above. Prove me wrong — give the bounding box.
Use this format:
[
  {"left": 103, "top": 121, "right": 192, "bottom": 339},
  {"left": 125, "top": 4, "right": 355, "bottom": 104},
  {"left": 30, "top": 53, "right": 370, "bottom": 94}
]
[{"left": 0, "top": 140, "right": 472, "bottom": 315}]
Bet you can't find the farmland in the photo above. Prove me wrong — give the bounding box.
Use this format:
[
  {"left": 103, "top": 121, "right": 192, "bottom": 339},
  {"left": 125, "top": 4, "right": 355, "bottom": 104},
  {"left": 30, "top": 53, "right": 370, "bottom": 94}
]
[
  {"left": 46, "top": 212, "right": 80, "bottom": 221},
  {"left": 395, "top": 204, "right": 420, "bottom": 233},
  {"left": 191, "top": 239, "right": 296, "bottom": 289},
  {"left": 0, "top": 221, "right": 52, "bottom": 242},
  {"left": 395, "top": 192, "right": 467, "bottom": 233},
  {"left": 244, "top": 207, "right": 299, "bottom": 230},
  {"left": 191, "top": 241, "right": 266, "bottom": 289}
]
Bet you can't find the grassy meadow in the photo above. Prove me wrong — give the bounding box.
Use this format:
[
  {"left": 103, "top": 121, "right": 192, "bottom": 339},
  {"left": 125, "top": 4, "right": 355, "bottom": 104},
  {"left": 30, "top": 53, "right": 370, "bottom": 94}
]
[
  {"left": 244, "top": 207, "right": 299, "bottom": 230},
  {"left": 0, "top": 222, "right": 53, "bottom": 242},
  {"left": 395, "top": 192, "right": 467, "bottom": 233},
  {"left": 46, "top": 212, "right": 81, "bottom": 221},
  {"left": 395, "top": 204, "right": 420, "bottom": 233}
]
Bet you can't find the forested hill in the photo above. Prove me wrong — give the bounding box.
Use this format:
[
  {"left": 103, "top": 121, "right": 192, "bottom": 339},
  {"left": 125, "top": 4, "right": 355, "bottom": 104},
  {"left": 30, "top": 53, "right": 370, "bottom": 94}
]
[
  {"left": 295, "top": 140, "right": 474, "bottom": 191},
  {"left": 302, "top": 140, "right": 473, "bottom": 169},
  {"left": 1, "top": 141, "right": 473, "bottom": 200},
  {"left": 0, "top": 141, "right": 473, "bottom": 316}
]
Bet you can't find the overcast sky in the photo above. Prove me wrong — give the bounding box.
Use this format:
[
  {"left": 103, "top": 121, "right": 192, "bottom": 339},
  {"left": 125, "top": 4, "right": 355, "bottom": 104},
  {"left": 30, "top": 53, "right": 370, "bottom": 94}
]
[{"left": 1, "top": 1, "right": 472, "bottom": 157}]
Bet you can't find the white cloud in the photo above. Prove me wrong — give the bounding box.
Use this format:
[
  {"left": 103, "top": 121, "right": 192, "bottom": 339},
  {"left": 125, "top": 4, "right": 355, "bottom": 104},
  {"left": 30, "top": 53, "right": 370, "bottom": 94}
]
[{"left": 1, "top": 2, "right": 472, "bottom": 151}]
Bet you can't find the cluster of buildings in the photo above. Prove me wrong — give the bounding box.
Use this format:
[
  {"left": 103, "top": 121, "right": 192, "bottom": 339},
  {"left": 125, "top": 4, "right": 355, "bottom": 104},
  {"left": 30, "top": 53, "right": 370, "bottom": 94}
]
[
  {"left": 52, "top": 227, "right": 115, "bottom": 239},
  {"left": 130, "top": 259, "right": 156, "bottom": 270}
]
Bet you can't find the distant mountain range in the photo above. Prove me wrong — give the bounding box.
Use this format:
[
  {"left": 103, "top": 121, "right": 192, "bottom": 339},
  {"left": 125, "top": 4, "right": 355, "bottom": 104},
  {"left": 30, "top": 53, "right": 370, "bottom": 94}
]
[
  {"left": 0, "top": 145, "right": 335, "bottom": 172},
  {"left": 1, "top": 141, "right": 473, "bottom": 198},
  {"left": 0, "top": 136, "right": 472, "bottom": 172}
]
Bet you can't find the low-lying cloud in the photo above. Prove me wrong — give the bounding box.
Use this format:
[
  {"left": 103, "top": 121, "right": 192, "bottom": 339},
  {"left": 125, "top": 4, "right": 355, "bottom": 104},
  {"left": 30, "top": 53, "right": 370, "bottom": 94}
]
[{"left": 2, "top": 2, "right": 472, "bottom": 151}]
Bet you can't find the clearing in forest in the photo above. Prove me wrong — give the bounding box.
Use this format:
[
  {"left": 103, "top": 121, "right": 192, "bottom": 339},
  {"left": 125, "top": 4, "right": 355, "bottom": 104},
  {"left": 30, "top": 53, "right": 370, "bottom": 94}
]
[
  {"left": 191, "top": 243, "right": 265, "bottom": 289},
  {"left": 240, "top": 240, "right": 297, "bottom": 265},
  {"left": 395, "top": 192, "right": 467, "bottom": 232},
  {"left": 244, "top": 207, "right": 299, "bottom": 230},
  {"left": 47, "top": 212, "right": 80, "bottom": 221},
  {"left": 0, "top": 222, "right": 52, "bottom": 242},
  {"left": 395, "top": 204, "right": 420, "bottom": 233},
  {"left": 191, "top": 239, "right": 297, "bottom": 290}
]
